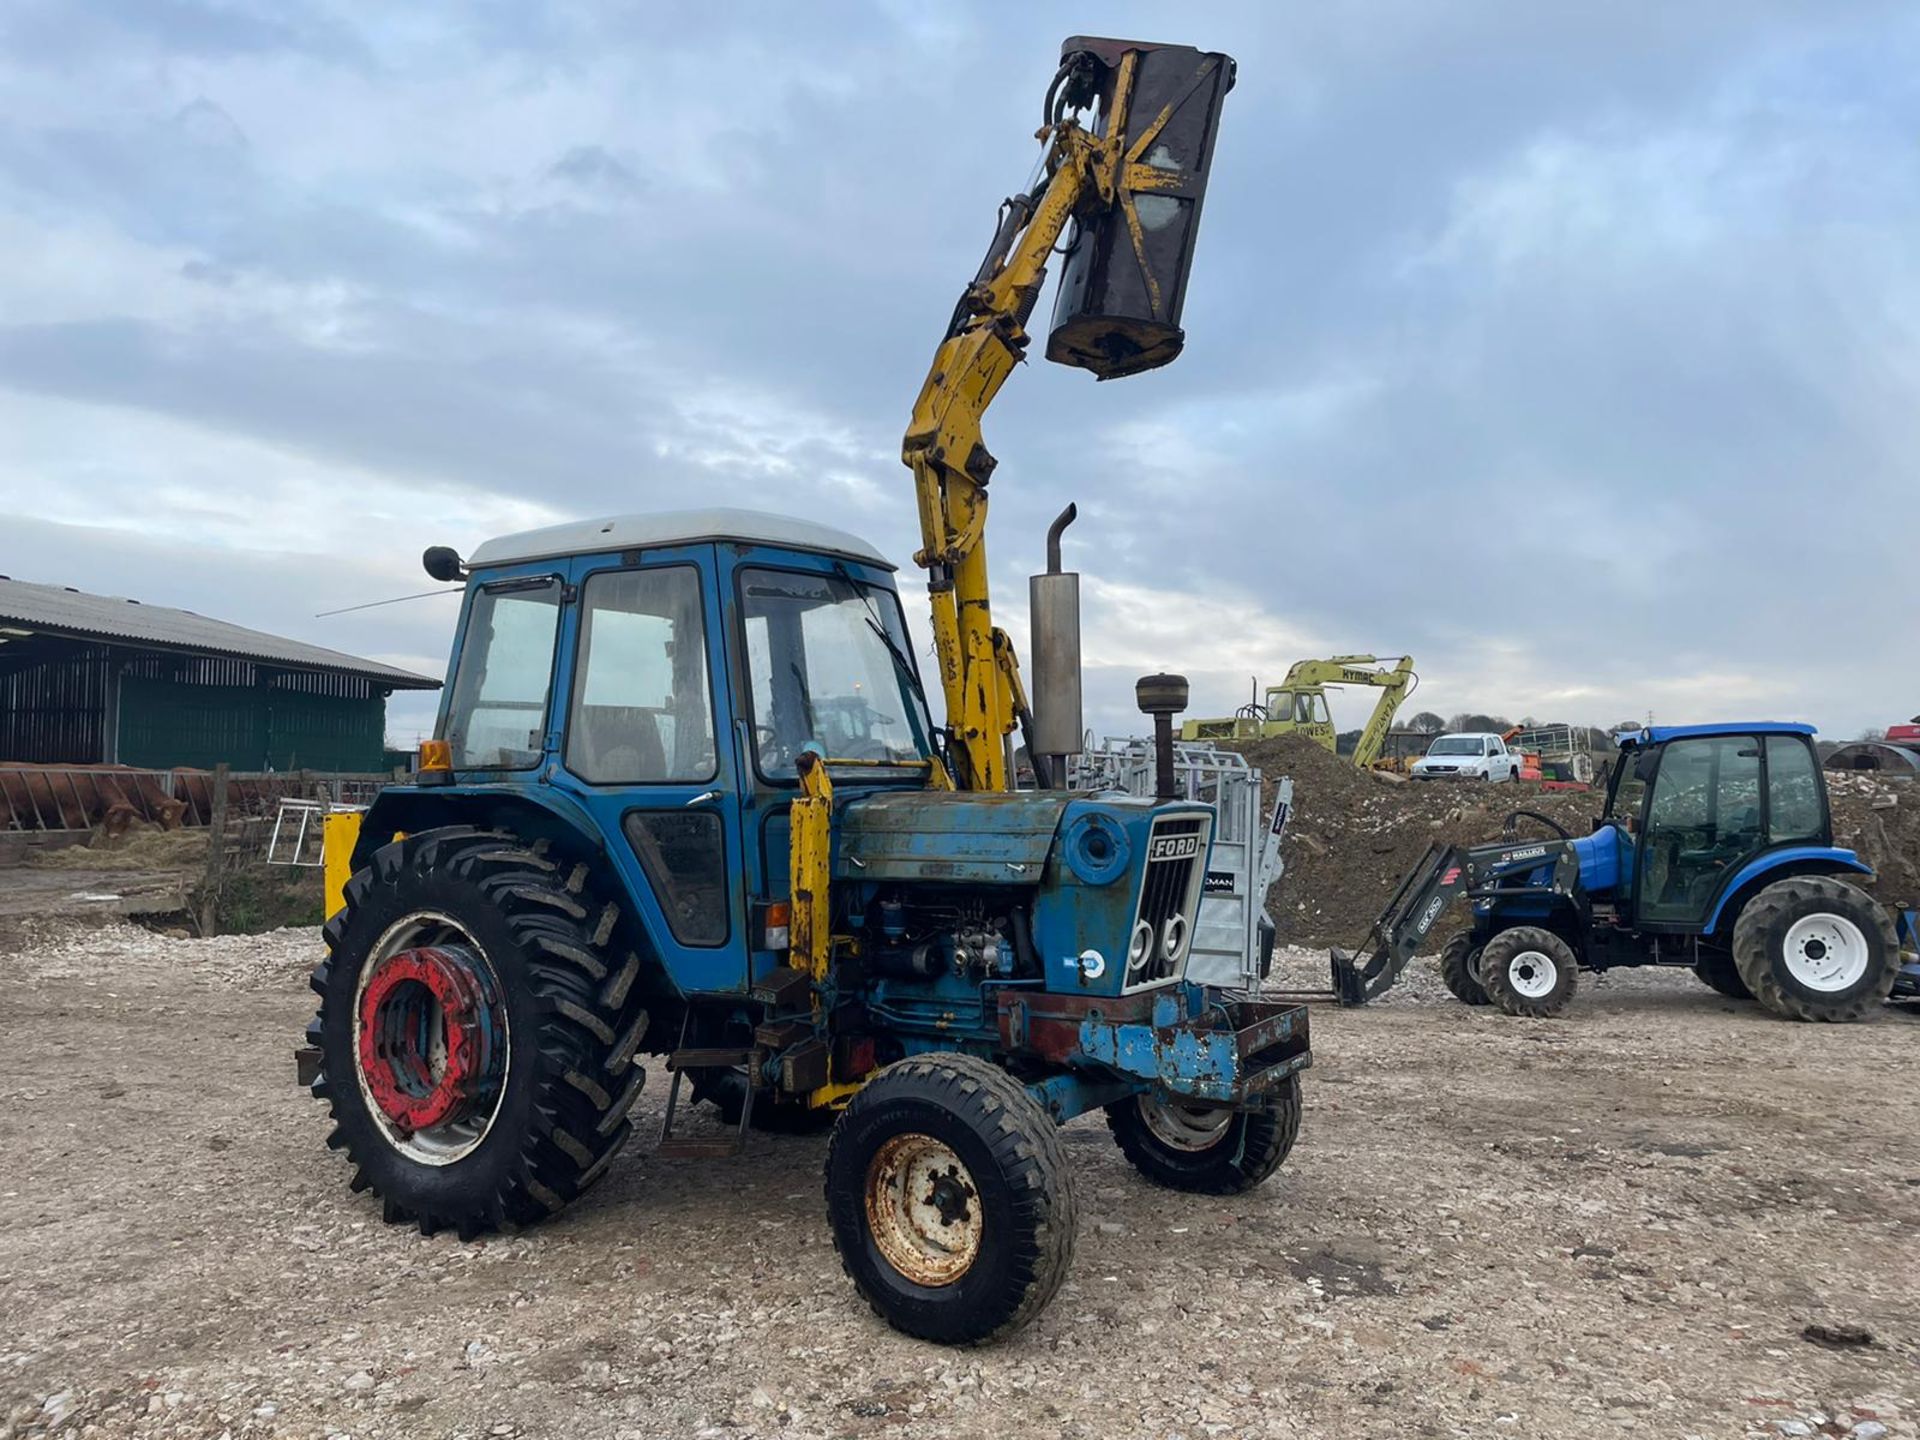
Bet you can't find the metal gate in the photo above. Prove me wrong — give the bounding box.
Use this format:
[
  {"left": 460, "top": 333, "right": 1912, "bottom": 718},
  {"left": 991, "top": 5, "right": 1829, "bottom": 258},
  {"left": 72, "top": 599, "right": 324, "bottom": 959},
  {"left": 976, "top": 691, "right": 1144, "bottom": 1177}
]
[{"left": 1071, "top": 738, "right": 1290, "bottom": 990}]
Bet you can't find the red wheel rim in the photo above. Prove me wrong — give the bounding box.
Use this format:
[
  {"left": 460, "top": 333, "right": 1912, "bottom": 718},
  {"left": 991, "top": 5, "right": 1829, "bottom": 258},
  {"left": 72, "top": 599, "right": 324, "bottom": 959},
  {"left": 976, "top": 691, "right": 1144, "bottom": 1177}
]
[{"left": 356, "top": 945, "right": 503, "bottom": 1135}]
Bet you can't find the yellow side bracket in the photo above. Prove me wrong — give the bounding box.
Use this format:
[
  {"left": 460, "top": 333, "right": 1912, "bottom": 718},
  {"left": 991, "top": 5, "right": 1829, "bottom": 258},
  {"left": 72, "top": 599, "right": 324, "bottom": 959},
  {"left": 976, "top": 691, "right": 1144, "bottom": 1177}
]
[
  {"left": 789, "top": 751, "right": 835, "bottom": 981},
  {"left": 321, "top": 810, "right": 363, "bottom": 921}
]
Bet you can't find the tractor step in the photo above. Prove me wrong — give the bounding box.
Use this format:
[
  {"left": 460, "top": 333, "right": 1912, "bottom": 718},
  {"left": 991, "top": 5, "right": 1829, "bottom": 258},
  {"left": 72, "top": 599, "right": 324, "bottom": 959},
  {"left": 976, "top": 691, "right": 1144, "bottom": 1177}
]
[
  {"left": 653, "top": 1136, "right": 743, "bottom": 1160},
  {"left": 656, "top": 1013, "right": 757, "bottom": 1157},
  {"left": 664, "top": 1047, "right": 754, "bottom": 1072}
]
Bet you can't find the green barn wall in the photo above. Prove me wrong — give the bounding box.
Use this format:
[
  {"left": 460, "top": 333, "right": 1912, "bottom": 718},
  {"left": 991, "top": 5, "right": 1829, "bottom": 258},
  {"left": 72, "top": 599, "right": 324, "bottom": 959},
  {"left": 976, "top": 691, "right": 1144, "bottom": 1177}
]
[{"left": 117, "top": 677, "right": 387, "bottom": 771}]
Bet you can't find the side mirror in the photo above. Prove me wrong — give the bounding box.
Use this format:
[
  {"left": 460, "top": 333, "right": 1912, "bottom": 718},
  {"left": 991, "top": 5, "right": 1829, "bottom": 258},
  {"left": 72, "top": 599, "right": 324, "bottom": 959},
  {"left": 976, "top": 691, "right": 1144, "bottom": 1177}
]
[{"left": 423, "top": 545, "right": 467, "bottom": 583}]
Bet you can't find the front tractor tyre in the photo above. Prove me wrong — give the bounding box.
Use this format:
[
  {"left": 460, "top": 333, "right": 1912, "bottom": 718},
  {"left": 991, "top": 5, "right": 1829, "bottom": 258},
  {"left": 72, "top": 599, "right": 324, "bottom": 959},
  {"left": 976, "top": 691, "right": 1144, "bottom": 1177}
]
[
  {"left": 1732, "top": 876, "right": 1899, "bottom": 1023},
  {"left": 306, "top": 828, "right": 651, "bottom": 1238},
  {"left": 1479, "top": 926, "right": 1578, "bottom": 1018},
  {"left": 1105, "top": 1075, "right": 1302, "bottom": 1195},
  {"left": 1438, "top": 933, "right": 1491, "bottom": 1006},
  {"left": 824, "top": 1053, "right": 1076, "bottom": 1344}
]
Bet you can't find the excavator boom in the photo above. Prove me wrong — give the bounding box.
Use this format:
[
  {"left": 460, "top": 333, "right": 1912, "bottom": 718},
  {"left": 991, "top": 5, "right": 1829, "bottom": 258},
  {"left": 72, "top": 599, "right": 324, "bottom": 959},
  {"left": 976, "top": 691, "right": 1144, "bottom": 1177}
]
[
  {"left": 1181, "top": 654, "right": 1418, "bottom": 766},
  {"left": 903, "top": 38, "right": 1236, "bottom": 790}
]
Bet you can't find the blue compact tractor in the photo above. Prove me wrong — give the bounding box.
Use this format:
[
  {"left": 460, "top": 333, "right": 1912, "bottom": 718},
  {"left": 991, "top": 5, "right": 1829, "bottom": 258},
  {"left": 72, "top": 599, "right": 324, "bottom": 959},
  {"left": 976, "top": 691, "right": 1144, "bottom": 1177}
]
[{"left": 1333, "top": 724, "right": 1903, "bottom": 1022}]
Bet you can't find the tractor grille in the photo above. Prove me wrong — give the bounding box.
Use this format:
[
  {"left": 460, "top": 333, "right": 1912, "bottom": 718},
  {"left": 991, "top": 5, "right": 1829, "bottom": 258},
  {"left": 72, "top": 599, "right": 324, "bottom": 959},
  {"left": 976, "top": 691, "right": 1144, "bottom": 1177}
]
[{"left": 1124, "top": 813, "right": 1211, "bottom": 991}]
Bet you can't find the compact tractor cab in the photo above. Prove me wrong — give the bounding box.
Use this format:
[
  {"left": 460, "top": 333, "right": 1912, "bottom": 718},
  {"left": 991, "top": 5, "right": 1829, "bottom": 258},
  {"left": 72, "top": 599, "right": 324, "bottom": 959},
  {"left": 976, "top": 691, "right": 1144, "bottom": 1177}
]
[
  {"left": 302, "top": 39, "right": 1308, "bottom": 1345},
  {"left": 1333, "top": 723, "right": 1902, "bottom": 1022}
]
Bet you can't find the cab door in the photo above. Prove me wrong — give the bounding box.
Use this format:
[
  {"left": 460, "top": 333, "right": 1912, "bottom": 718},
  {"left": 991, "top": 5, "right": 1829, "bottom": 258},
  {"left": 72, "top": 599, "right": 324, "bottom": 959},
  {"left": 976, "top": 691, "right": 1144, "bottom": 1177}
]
[
  {"left": 547, "top": 546, "right": 750, "bottom": 994},
  {"left": 1631, "top": 735, "right": 1765, "bottom": 928}
]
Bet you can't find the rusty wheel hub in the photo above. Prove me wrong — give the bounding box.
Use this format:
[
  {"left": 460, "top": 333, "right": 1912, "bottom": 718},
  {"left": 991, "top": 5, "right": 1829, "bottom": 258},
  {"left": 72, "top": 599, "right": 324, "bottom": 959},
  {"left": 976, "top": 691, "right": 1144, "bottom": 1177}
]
[
  {"left": 355, "top": 943, "right": 506, "bottom": 1156},
  {"left": 864, "top": 1133, "right": 983, "bottom": 1287}
]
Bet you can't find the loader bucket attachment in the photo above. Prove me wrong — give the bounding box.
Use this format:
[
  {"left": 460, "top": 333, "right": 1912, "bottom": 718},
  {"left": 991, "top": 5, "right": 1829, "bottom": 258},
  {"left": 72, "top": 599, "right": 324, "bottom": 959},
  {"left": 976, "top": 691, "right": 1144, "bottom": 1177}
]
[
  {"left": 1046, "top": 37, "right": 1237, "bottom": 380},
  {"left": 1327, "top": 948, "right": 1371, "bottom": 1007}
]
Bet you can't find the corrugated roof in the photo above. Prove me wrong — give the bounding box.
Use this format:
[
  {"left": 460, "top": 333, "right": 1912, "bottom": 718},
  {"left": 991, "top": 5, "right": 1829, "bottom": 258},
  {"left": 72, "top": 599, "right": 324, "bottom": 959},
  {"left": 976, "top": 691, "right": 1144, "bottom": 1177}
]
[{"left": 0, "top": 576, "right": 441, "bottom": 690}]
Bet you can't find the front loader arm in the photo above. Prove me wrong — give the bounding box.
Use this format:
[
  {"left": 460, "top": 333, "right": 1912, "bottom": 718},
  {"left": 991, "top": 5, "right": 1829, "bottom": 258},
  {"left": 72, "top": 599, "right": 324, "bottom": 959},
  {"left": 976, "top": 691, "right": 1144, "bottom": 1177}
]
[{"left": 1330, "top": 841, "right": 1472, "bottom": 1003}]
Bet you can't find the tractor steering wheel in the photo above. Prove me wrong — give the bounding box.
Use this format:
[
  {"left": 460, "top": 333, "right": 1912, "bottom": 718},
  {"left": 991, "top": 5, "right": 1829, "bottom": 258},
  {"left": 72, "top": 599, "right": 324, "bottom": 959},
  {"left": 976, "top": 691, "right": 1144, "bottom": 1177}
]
[{"left": 1502, "top": 808, "right": 1572, "bottom": 841}]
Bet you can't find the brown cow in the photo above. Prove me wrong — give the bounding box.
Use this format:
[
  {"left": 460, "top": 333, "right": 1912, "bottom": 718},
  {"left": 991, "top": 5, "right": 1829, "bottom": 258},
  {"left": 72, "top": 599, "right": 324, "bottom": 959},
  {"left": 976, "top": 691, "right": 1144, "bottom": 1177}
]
[{"left": 0, "top": 764, "right": 188, "bottom": 832}]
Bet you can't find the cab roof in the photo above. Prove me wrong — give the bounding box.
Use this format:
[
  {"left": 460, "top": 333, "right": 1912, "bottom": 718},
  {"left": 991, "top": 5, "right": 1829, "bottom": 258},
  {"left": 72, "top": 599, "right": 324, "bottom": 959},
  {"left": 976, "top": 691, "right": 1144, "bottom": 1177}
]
[
  {"left": 467, "top": 508, "right": 894, "bottom": 571},
  {"left": 1618, "top": 722, "right": 1816, "bottom": 747}
]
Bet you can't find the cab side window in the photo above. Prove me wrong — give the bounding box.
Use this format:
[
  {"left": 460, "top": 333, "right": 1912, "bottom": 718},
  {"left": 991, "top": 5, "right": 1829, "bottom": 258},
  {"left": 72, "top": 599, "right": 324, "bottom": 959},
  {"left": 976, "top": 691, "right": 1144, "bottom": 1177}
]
[
  {"left": 566, "top": 567, "right": 716, "bottom": 784},
  {"left": 444, "top": 578, "right": 563, "bottom": 770},
  {"left": 1766, "top": 735, "right": 1824, "bottom": 843}
]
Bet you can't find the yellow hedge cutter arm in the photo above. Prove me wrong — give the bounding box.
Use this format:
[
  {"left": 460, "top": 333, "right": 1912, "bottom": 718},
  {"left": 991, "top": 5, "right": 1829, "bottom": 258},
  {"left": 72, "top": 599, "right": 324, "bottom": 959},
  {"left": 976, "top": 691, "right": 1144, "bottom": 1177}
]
[{"left": 902, "top": 37, "right": 1235, "bottom": 790}]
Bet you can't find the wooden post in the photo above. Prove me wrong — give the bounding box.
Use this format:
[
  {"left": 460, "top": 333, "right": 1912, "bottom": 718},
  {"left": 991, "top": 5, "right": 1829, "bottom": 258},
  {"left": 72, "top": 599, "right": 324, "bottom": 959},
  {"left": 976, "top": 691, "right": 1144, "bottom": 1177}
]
[{"left": 199, "top": 762, "right": 230, "bottom": 936}]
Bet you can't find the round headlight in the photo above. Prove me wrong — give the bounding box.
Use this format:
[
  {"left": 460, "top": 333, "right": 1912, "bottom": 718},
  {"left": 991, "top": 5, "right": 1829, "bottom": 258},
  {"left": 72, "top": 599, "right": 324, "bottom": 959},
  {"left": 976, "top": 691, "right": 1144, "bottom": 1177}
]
[
  {"left": 1161, "top": 912, "right": 1189, "bottom": 962},
  {"left": 1127, "top": 919, "right": 1155, "bottom": 975}
]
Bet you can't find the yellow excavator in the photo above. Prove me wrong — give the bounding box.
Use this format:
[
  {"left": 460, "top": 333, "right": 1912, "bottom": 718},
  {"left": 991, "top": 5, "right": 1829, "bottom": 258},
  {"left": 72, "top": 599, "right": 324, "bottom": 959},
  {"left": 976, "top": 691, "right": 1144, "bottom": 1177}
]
[{"left": 1180, "top": 655, "right": 1418, "bottom": 769}]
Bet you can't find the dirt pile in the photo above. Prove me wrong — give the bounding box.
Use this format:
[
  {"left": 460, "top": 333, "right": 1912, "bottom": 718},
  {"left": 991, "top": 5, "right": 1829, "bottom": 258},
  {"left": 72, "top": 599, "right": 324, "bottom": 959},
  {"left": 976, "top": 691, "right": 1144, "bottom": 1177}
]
[
  {"left": 1222, "top": 736, "right": 1920, "bottom": 947},
  {"left": 1826, "top": 770, "right": 1920, "bottom": 902},
  {"left": 1221, "top": 734, "right": 1596, "bottom": 947}
]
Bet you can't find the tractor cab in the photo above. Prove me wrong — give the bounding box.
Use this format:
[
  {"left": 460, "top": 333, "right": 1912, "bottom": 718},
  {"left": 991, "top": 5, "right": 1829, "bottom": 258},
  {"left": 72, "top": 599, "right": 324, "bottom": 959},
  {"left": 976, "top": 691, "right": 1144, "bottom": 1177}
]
[
  {"left": 393, "top": 509, "right": 937, "bottom": 994},
  {"left": 1594, "top": 725, "right": 1841, "bottom": 933}
]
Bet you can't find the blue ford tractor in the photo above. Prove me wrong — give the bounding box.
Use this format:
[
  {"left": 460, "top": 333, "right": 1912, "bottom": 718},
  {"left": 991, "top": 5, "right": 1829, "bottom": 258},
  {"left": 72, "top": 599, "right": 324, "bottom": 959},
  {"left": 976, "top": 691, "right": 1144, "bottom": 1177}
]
[
  {"left": 297, "top": 38, "right": 1310, "bottom": 1345},
  {"left": 1333, "top": 724, "right": 1903, "bottom": 1022}
]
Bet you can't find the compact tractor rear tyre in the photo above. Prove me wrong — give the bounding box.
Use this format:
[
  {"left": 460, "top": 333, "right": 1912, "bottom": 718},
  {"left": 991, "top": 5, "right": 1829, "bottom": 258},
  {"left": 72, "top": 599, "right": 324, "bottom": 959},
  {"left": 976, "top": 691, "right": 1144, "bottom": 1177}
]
[
  {"left": 1438, "top": 933, "right": 1491, "bottom": 1006},
  {"left": 1731, "top": 876, "right": 1898, "bottom": 1022},
  {"left": 824, "top": 1052, "right": 1076, "bottom": 1344},
  {"left": 1692, "top": 947, "right": 1752, "bottom": 1000},
  {"left": 306, "top": 828, "right": 651, "bottom": 1238},
  {"left": 1479, "top": 926, "right": 1578, "bottom": 1018},
  {"left": 1104, "top": 1075, "right": 1301, "bottom": 1195}
]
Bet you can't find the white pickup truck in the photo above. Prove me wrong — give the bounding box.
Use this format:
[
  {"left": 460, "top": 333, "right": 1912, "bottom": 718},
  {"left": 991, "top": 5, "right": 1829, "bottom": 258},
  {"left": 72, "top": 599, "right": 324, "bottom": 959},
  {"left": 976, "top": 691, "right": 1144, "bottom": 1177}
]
[{"left": 1410, "top": 731, "right": 1521, "bottom": 782}]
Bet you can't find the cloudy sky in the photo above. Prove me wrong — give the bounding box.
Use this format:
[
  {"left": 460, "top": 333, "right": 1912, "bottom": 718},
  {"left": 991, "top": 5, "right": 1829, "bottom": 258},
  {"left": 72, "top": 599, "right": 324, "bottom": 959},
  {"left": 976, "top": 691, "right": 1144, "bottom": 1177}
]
[{"left": 2, "top": 1, "right": 1915, "bottom": 747}]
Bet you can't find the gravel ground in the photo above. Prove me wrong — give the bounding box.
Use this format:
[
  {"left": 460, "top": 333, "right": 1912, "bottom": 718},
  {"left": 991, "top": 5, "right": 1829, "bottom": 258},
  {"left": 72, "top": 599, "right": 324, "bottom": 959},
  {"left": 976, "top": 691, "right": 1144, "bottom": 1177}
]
[{"left": 2, "top": 924, "right": 1916, "bottom": 1440}]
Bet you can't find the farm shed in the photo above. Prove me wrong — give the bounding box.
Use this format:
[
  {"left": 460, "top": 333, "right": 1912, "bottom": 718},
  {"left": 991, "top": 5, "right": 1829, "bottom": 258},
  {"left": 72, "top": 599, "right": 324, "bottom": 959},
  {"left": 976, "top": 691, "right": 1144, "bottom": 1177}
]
[{"left": 0, "top": 576, "right": 439, "bottom": 772}]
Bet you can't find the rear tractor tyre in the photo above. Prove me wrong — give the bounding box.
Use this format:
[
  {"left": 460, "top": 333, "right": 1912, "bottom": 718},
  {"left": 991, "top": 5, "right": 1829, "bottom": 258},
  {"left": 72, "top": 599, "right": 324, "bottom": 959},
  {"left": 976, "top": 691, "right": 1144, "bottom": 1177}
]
[
  {"left": 306, "top": 828, "right": 651, "bottom": 1238},
  {"left": 1732, "top": 876, "right": 1898, "bottom": 1023},
  {"left": 1438, "top": 933, "right": 1491, "bottom": 1006},
  {"left": 1479, "top": 926, "right": 1578, "bottom": 1018},
  {"left": 1105, "top": 1075, "right": 1301, "bottom": 1195},
  {"left": 824, "top": 1052, "right": 1076, "bottom": 1344},
  {"left": 1692, "top": 947, "right": 1752, "bottom": 1000}
]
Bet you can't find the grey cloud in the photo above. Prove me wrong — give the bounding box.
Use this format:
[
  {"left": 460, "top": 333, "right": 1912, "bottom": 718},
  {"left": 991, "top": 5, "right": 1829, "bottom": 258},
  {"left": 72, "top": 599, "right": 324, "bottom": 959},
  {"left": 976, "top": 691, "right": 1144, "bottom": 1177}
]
[{"left": 1, "top": 1, "right": 1915, "bottom": 739}]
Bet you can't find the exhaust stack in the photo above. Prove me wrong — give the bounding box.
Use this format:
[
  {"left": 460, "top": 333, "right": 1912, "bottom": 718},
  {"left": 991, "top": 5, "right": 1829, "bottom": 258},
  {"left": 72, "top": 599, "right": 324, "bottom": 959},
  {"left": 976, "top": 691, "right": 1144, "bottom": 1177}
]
[{"left": 1029, "top": 504, "right": 1084, "bottom": 785}]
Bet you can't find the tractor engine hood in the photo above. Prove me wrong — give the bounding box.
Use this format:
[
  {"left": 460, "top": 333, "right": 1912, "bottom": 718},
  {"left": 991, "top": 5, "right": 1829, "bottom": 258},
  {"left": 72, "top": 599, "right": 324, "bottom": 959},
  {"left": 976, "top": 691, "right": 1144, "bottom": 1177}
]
[{"left": 835, "top": 790, "right": 1071, "bottom": 885}]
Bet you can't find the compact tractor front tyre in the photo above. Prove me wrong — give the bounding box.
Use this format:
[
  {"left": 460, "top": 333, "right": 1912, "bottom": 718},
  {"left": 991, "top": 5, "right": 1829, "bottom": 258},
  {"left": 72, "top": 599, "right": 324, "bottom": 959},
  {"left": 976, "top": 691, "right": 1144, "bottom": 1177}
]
[
  {"left": 1692, "top": 946, "right": 1752, "bottom": 1000},
  {"left": 306, "top": 828, "right": 651, "bottom": 1237},
  {"left": 1732, "top": 876, "right": 1898, "bottom": 1022},
  {"left": 1104, "top": 1075, "right": 1301, "bottom": 1195},
  {"left": 1438, "top": 933, "right": 1491, "bottom": 1006},
  {"left": 1478, "top": 926, "right": 1578, "bottom": 1018},
  {"left": 824, "top": 1052, "right": 1076, "bottom": 1345}
]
